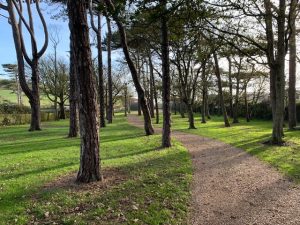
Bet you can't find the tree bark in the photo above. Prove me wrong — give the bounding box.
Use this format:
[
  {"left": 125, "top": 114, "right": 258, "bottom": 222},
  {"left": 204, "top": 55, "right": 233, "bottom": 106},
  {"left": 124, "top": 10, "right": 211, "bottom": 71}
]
[
  {"left": 213, "top": 52, "right": 230, "bottom": 127},
  {"left": 106, "top": 16, "right": 113, "bottom": 124},
  {"left": 90, "top": 7, "right": 106, "bottom": 128},
  {"left": 179, "top": 99, "right": 185, "bottom": 118},
  {"left": 149, "top": 61, "right": 155, "bottom": 118},
  {"left": 227, "top": 57, "right": 233, "bottom": 117},
  {"left": 29, "top": 65, "right": 41, "bottom": 131},
  {"left": 160, "top": 0, "right": 171, "bottom": 147},
  {"left": 68, "top": 46, "right": 78, "bottom": 137},
  {"left": 104, "top": 0, "right": 154, "bottom": 135},
  {"left": 68, "top": 0, "right": 101, "bottom": 183},
  {"left": 244, "top": 83, "right": 250, "bottom": 122},
  {"left": 288, "top": 0, "right": 297, "bottom": 130},
  {"left": 187, "top": 103, "right": 196, "bottom": 129}
]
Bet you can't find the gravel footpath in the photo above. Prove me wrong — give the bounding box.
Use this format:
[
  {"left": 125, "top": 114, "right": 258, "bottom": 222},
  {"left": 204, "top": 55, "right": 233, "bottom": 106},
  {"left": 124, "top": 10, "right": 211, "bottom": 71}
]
[{"left": 128, "top": 115, "right": 300, "bottom": 225}]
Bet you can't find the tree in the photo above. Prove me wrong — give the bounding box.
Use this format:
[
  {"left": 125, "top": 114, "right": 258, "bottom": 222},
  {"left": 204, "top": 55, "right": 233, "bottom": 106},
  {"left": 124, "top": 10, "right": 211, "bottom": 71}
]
[
  {"left": 1, "top": 64, "right": 22, "bottom": 105},
  {"left": 288, "top": 0, "right": 298, "bottom": 130},
  {"left": 40, "top": 56, "right": 69, "bottom": 120},
  {"left": 68, "top": 0, "right": 101, "bottom": 183},
  {"left": 68, "top": 43, "right": 79, "bottom": 138},
  {"left": 213, "top": 51, "right": 230, "bottom": 127},
  {"left": 103, "top": 0, "right": 154, "bottom": 135},
  {"left": 160, "top": 0, "right": 171, "bottom": 147},
  {"left": 106, "top": 15, "right": 113, "bottom": 124},
  {"left": 89, "top": 2, "right": 106, "bottom": 128},
  {"left": 3, "top": 0, "right": 49, "bottom": 131},
  {"left": 204, "top": 0, "right": 295, "bottom": 144}
]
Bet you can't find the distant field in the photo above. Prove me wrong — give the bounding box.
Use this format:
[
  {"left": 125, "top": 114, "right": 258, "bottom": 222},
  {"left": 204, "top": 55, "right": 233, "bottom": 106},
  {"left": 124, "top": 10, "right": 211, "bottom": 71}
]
[{"left": 0, "top": 88, "right": 53, "bottom": 108}]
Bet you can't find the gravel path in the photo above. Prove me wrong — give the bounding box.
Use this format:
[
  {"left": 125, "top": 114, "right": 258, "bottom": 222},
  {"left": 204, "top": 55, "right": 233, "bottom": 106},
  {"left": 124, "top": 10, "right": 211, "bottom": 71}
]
[{"left": 128, "top": 115, "right": 300, "bottom": 225}]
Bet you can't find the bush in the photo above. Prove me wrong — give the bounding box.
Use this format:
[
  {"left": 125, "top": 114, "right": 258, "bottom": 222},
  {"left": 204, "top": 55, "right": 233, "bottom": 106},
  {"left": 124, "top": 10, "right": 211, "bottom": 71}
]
[
  {"left": 0, "top": 103, "right": 31, "bottom": 114},
  {"left": 1, "top": 117, "right": 11, "bottom": 126}
]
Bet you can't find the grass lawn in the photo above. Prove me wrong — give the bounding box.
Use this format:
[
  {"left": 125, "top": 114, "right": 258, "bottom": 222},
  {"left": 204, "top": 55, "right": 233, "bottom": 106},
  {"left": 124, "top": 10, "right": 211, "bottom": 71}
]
[
  {"left": 0, "top": 115, "right": 192, "bottom": 224},
  {"left": 162, "top": 114, "right": 300, "bottom": 183},
  {"left": 0, "top": 88, "right": 52, "bottom": 107}
]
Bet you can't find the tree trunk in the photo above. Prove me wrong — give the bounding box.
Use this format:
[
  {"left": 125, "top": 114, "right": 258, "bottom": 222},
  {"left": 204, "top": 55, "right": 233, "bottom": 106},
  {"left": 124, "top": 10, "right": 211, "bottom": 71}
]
[
  {"left": 149, "top": 61, "right": 155, "bottom": 118},
  {"left": 29, "top": 95, "right": 41, "bottom": 131},
  {"left": 137, "top": 53, "right": 142, "bottom": 116},
  {"left": 29, "top": 66, "right": 41, "bottom": 131},
  {"left": 213, "top": 52, "right": 230, "bottom": 127},
  {"left": 205, "top": 88, "right": 211, "bottom": 119},
  {"left": 201, "top": 61, "right": 207, "bottom": 123},
  {"left": 233, "top": 76, "right": 240, "bottom": 123},
  {"left": 149, "top": 54, "right": 159, "bottom": 123},
  {"left": 68, "top": 20, "right": 78, "bottom": 138},
  {"left": 244, "top": 83, "right": 250, "bottom": 122},
  {"left": 227, "top": 57, "right": 233, "bottom": 117},
  {"left": 173, "top": 97, "right": 177, "bottom": 115},
  {"left": 68, "top": 0, "right": 101, "bottom": 183},
  {"left": 59, "top": 98, "right": 65, "bottom": 120},
  {"left": 288, "top": 0, "right": 297, "bottom": 130},
  {"left": 187, "top": 103, "right": 196, "bottom": 129},
  {"left": 96, "top": 14, "right": 106, "bottom": 128},
  {"left": 106, "top": 16, "right": 113, "bottom": 124},
  {"left": 268, "top": 0, "right": 285, "bottom": 145},
  {"left": 104, "top": 0, "right": 154, "bottom": 135},
  {"left": 180, "top": 99, "right": 185, "bottom": 118},
  {"left": 124, "top": 84, "right": 128, "bottom": 117},
  {"left": 201, "top": 88, "right": 206, "bottom": 123},
  {"left": 160, "top": 0, "right": 171, "bottom": 147}
]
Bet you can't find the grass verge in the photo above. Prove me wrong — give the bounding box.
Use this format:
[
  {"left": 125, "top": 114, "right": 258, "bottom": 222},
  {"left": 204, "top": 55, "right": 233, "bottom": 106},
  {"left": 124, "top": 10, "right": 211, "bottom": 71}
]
[
  {"left": 163, "top": 114, "right": 300, "bottom": 183},
  {"left": 0, "top": 115, "right": 192, "bottom": 224}
]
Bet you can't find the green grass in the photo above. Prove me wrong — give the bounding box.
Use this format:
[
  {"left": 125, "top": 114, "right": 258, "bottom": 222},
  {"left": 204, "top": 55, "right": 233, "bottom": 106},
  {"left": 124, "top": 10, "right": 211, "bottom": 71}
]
[
  {"left": 0, "top": 115, "right": 192, "bottom": 224},
  {"left": 161, "top": 114, "right": 300, "bottom": 183},
  {"left": 0, "top": 88, "right": 52, "bottom": 107}
]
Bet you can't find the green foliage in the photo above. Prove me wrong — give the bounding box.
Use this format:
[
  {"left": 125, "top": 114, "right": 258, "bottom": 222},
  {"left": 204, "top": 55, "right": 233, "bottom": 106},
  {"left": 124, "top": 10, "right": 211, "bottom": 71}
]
[
  {"left": 0, "top": 103, "right": 31, "bottom": 114},
  {"left": 0, "top": 115, "right": 192, "bottom": 224}
]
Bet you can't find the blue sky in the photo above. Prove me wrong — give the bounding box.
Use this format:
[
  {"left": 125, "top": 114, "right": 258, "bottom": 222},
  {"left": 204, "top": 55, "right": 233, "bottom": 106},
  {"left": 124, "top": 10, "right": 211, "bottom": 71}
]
[{"left": 0, "top": 2, "right": 122, "bottom": 77}]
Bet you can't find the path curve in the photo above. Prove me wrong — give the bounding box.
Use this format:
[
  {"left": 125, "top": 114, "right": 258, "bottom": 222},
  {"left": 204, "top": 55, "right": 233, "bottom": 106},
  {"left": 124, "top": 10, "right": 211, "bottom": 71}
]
[{"left": 127, "top": 115, "right": 300, "bottom": 225}]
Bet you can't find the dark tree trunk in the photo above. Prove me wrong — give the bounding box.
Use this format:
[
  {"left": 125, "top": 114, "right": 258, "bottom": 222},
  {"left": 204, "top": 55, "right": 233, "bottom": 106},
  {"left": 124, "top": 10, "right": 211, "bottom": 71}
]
[
  {"left": 244, "top": 84, "right": 250, "bottom": 122},
  {"left": 148, "top": 55, "right": 156, "bottom": 119},
  {"left": 264, "top": 0, "right": 286, "bottom": 145},
  {"left": 91, "top": 11, "right": 106, "bottom": 128},
  {"left": 59, "top": 98, "right": 65, "bottom": 120},
  {"left": 201, "top": 60, "right": 207, "bottom": 123},
  {"left": 233, "top": 77, "right": 240, "bottom": 123},
  {"left": 288, "top": 0, "right": 297, "bottom": 130},
  {"left": 213, "top": 52, "right": 230, "bottom": 127},
  {"left": 160, "top": 0, "right": 171, "bottom": 147},
  {"left": 124, "top": 83, "right": 128, "bottom": 117},
  {"left": 180, "top": 99, "right": 185, "bottom": 118},
  {"left": 104, "top": 0, "right": 154, "bottom": 135},
  {"left": 68, "top": 47, "right": 78, "bottom": 137},
  {"left": 233, "top": 59, "right": 242, "bottom": 124},
  {"left": 68, "top": 0, "right": 101, "bottom": 183},
  {"left": 149, "top": 62, "right": 155, "bottom": 118},
  {"left": 137, "top": 53, "right": 142, "bottom": 116},
  {"left": 173, "top": 97, "right": 177, "bottom": 115},
  {"left": 187, "top": 103, "right": 196, "bottom": 129},
  {"left": 205, "top": 96, "right": 211, "bottom": 119},
  {"left": 29, "top": 66, "right": 41, "bottom": 131},
  {"left": 201, "top": 89, "right": 206, "bottom": 123},
  {"left": 106, "top": 16, "right": 113, "bottom": 124},
  {"left": 29, "top": 95, "right": 41, "bottom": 131},
  {"left": 227, "top": 57, "right": 234, "bottom": 117}
]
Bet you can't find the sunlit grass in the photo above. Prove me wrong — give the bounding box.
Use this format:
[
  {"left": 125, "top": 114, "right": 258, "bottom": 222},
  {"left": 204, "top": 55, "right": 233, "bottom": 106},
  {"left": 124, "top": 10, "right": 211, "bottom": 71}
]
[
  {"left": 162, "top": 114, "right": 300, "bottom": 183},
  {"left": 0, "top": 115, "right": 192, "bottom": 224}
]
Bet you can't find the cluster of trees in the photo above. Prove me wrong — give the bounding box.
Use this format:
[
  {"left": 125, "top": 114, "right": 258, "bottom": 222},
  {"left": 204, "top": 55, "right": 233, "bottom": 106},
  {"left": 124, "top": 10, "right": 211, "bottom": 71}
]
[{"left": 1, "top": 0, "right": 299, "bottom": 183}]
